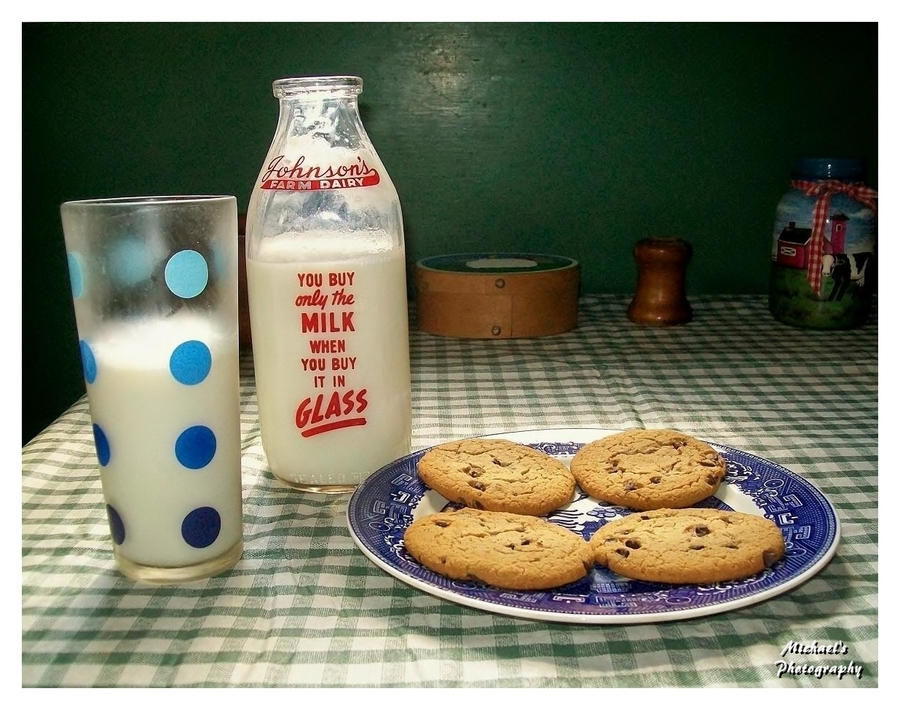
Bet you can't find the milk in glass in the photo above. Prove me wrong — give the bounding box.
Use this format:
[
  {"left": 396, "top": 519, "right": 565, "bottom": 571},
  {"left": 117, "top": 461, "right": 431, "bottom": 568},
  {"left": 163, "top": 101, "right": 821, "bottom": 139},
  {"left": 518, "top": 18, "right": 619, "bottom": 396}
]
[{"left": 85, "top": 314, "right": 242, "bottom": 567}]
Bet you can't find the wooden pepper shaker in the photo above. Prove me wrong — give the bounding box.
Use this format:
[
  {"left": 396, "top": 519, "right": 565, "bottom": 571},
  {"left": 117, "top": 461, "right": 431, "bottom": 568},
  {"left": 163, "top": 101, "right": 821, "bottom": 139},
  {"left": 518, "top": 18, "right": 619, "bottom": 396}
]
[{"left": 627, "top": 237, "right": 693, "bottom": 325}]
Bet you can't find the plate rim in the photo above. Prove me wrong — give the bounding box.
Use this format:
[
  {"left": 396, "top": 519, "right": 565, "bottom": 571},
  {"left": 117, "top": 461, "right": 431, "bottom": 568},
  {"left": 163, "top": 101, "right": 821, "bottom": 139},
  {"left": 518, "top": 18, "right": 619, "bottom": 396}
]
[{"left": 347, "top": 426, "right": 842, "bottom": 625}]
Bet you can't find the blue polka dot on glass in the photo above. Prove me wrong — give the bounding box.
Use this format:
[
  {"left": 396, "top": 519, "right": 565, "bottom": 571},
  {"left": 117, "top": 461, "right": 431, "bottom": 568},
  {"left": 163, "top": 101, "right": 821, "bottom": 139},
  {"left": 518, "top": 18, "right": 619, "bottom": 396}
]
[
  {"left": 67, "top": 252, "right": 85, "bottom": 299},
  {"left": 92, "top": 423, "right": 110, "bottom": 466},
  {"left": 175, "top": 425, "right": 217, "bottom": 469},
  {"left": 106, "top": 505, "right": 125, "bottom": 545},
  {"left": 181, "top": 506, "right": 221, "bottom": 548},
  {"left": 169, "top": 340, "right": 212, "bottom": 385},
  {"left": 79, "top": 339, "right": 97, "bottom": 384},
  {"left": 106, "top": 504, "right": 125, "bottom": 545},
  {"left": 108, "top": 236, "right": 154, "bottom": 286},
  {"left": 165, "top": 249, "right": 208, "bottom": 298}
]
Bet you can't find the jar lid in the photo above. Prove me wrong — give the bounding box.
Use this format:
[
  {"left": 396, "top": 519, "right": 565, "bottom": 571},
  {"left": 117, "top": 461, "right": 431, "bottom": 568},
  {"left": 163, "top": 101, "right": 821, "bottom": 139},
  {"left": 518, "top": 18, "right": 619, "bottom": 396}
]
[{"left": 791, "top": 157, "right": 864, "bottom": 181}]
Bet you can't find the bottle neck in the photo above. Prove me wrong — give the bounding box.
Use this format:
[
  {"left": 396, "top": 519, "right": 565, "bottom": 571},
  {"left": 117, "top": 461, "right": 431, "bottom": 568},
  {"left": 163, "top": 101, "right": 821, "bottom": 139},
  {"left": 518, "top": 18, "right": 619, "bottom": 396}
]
[
  {"left": 276, "top": 95, "right": 367, "bottom": 151},
  {"left": 279, "top": 94, "right": 360, "bottom": 117}
]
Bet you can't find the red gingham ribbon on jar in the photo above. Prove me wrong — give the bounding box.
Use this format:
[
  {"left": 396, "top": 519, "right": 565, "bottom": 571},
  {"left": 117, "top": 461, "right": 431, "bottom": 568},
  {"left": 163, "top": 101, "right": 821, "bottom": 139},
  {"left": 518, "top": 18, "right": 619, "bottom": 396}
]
[{"left": 791, "top": 179, "right": 878, "bottom": 296}]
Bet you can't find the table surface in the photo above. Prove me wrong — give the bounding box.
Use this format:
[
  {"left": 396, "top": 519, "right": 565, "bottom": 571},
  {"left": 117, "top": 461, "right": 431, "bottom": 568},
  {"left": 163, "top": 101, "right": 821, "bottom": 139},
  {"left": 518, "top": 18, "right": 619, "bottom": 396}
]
[{"left": 21, "top": 295, "right": 878, "bottom": 688}]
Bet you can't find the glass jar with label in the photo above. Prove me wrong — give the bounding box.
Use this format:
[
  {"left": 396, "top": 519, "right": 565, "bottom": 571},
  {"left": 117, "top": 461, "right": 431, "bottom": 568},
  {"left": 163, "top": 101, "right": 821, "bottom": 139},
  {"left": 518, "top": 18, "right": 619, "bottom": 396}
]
[
  {"left": 245, "top": 76, "right": 411, "bottom": 492},
  {"left": 768, "top": 157, "right": 877, "bottom": 329}
]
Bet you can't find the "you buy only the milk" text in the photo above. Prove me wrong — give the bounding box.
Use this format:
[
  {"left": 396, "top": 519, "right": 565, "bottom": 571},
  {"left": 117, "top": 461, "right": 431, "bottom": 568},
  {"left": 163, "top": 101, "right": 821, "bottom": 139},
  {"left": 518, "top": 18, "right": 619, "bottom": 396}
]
[{"left": 293, "top": 271, "right": 367, "bottom": 438}]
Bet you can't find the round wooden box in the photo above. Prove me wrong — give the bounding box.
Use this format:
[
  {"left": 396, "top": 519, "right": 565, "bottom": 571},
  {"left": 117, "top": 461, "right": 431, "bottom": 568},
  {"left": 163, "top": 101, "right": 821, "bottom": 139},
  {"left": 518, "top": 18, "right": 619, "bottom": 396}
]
[{"left": 414, "top": 253, "right": 580, "bottom": 338}]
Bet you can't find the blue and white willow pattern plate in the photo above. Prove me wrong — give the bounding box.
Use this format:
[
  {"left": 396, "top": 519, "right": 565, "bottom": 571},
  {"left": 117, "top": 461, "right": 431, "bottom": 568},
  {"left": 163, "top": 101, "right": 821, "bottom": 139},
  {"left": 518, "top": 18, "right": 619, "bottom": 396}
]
[{"left": 347, "top": 429, "right": 840, "bottom": 624}]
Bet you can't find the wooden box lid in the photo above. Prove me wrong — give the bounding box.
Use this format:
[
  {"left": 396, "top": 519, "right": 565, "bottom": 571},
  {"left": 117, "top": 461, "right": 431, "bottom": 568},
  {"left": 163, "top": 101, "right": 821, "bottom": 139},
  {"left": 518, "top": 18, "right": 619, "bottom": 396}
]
[{"left": 414, "top": 253, "right": 580, "bottom": 339}]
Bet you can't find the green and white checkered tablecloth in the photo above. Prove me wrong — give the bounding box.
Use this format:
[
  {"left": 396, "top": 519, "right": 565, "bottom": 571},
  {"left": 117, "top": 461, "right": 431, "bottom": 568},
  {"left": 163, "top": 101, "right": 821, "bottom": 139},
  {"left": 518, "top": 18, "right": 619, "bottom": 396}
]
[{"left": 22, "top": 295, "right": 877, "bottom": 687}]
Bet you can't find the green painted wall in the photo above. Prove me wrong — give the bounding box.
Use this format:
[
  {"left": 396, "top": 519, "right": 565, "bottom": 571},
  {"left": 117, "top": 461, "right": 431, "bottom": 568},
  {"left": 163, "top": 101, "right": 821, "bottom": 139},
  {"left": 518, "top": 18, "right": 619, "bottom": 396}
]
[{"left": 22, "top": 22, "right": 877, "bottom": 443}]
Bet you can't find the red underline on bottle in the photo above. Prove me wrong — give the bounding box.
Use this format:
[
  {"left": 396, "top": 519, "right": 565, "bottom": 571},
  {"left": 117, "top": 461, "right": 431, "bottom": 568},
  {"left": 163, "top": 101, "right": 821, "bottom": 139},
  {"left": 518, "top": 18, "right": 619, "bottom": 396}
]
[{"left": 300, "top": 418, "right": 367, "bottom": 438}]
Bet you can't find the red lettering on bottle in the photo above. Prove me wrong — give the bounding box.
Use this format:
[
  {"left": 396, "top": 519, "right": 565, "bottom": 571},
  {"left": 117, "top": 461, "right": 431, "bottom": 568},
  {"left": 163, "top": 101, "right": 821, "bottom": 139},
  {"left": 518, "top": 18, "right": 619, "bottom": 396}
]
[
  {"left": 295, "top": 389, "right": 369, "bottom": 438},
  {"left": 295, "top": 397, "right": 312, "bottom": 428},
  {"left": 341, "top": 390, "right": 355, "bottom": 413},
  {"left": 299, "top": 311, "right": 355, "bottom": 333},
  {"left": 260, "top": 155, "right": 380, "bottom": 191}
]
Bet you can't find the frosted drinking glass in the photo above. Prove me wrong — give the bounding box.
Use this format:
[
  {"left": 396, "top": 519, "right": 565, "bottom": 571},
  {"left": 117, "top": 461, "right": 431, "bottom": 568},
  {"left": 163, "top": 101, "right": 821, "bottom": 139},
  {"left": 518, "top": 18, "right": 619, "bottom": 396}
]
[{"left": 60, "top": 195, "right": 243, "bottom": 583}]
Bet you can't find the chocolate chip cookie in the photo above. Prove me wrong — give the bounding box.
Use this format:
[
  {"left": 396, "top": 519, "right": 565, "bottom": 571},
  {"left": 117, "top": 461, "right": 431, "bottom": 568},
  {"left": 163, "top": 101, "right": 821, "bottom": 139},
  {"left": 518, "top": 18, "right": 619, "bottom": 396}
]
[
  {"left": 591, "top": 508, "right": 786, "bottom": 584},
  {"left": 571, "top": 429, "right": 726, "bottom": 510},
  {"left": 403, "top": 507, "right": 594, "bottom": 590},
  {"left": 416, "top": 438, "right": 575, "bottom": 516}
]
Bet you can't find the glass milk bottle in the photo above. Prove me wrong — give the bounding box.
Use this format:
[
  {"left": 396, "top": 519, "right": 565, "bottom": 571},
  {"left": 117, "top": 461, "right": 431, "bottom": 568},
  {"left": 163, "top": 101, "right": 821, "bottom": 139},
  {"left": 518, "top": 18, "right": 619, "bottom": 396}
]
[{"left": 246, "top": 76, "right": 412, "bottom": 492}]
